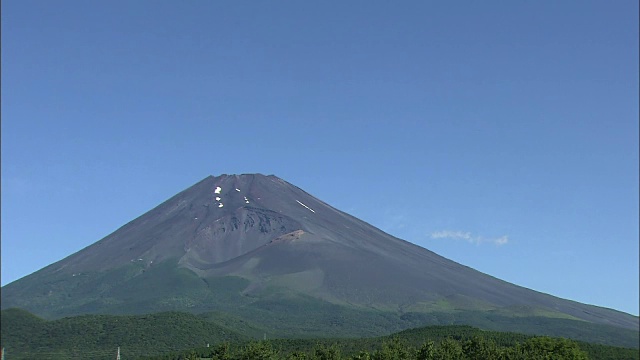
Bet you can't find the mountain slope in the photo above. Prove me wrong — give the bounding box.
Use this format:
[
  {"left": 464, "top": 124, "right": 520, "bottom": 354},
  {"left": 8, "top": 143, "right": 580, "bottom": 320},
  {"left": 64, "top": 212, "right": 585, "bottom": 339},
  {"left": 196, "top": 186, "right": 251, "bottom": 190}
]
[
  {"left": 0, "top": 308, "right": 245, "bottom": 360},
  {"left": 1, "top": 174, "right": 638, "bottom": 338}
]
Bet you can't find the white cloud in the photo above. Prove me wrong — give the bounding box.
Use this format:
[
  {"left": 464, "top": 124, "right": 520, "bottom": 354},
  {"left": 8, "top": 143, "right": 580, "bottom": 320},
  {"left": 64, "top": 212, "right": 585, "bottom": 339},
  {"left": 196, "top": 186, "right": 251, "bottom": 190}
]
[
  {"left": 430, "top": 230, "right": 508, "bottom": 246},
  {"left": 431, "top": 230, "right": 472, "bottom": 241},
  {"left": 494, "top": 236, "right": 509, "bottom": 245}
]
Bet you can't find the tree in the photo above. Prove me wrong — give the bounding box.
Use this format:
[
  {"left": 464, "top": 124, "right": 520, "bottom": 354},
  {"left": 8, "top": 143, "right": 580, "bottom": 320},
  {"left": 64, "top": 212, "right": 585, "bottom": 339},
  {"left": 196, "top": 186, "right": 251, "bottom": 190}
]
[
  {"left": 312, "top": 343, "right": 341, "bottom": 360},
  {"left": 287, "top": 350, "right": 308, "bottom": 360},
  {"left": 520, "top": 337, "right": 588, "bottom": 360},
  {"left": 351, "top": 350, "right": 371, "bottom": 360},
  {"left": 434, "top": 338, "right": 464, "bottom": 360},
  {"left": 238, "top": 341, "right": 278, "bottom": 360},
  {"left": 209, "top": 342, "right": 231, "bottom": 360},
  {"left": 462, "top": 336, "right": 499, "bottom": 360},
  {"left": 416, "top": 341, "right": 435, "bottom": 360},
  {"left": 372, "top": 337, "right": 412, "bottom": 360}
]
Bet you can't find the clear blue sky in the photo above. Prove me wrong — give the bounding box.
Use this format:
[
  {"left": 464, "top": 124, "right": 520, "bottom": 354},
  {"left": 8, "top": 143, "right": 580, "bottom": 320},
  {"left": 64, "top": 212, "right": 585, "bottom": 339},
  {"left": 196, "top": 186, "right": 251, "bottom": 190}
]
[{"left": 2, "top": 1, "right": 638, "bottom": 316}]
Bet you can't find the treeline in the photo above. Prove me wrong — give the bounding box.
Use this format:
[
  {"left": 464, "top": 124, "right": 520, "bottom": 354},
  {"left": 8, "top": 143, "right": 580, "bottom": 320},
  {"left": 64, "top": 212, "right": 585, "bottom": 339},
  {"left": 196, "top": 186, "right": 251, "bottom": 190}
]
[
  {"left": 144, "top": 326, "right": 639, "bottom": 360},
  {"left": 143, "top": 336, "right": 631, "bottom": 360},
  {"left": 2, "top": 308, "right": 637, "bottom": 360}
]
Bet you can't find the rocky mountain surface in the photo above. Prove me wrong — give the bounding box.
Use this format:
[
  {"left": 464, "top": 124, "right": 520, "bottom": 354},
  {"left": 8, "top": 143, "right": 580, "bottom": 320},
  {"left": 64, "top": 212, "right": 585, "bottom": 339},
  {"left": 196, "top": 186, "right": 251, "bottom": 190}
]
[{"left": 2, "top": 174, "right": 637, "bottom": 340}]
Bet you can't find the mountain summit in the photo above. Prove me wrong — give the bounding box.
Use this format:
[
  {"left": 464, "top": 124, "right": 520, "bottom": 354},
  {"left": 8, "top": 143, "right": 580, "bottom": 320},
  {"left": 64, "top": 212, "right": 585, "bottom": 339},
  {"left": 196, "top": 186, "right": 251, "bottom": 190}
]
[{"left": 2, "top": 174, "right": 638, "bottom": 339}]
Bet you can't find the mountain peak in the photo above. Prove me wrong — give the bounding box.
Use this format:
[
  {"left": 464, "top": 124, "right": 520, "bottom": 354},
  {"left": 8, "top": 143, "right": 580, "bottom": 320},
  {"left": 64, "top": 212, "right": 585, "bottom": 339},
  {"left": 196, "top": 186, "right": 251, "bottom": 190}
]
[
  {"left": 206, "top": 173, "right": 282, "bottom": 181},
  {"left": 2, "top": 175, "right": 638, "bottom": 333},
  {"left": 37, "top": 174, "right": 321, "bottom": 275}
]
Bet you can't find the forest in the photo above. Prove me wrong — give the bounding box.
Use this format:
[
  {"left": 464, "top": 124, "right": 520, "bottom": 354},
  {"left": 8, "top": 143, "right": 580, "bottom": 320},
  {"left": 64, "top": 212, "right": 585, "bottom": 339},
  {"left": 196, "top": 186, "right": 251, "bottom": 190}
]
[
  {"left": 144, "top": 334, "right": 636, "bottom": 360},
  {"left": 2, "top": 309, "right": 637, "bottom": 360}
]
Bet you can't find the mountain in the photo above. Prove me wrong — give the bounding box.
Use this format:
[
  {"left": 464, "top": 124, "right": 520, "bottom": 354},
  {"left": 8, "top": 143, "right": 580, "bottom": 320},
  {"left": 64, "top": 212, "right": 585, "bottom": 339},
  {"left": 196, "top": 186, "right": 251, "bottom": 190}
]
[{"left": 1, "top": 174, "right": 638, "bottom": 344}]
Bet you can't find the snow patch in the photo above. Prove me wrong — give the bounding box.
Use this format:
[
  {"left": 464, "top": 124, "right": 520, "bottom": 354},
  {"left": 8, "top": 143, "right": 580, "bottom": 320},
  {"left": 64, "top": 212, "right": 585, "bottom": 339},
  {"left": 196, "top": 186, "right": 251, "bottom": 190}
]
[
  {"left": 214, "top": 186, "right": 222, "bottom": 194},
  {"left": 295, "top": 200, "right": 316, "bottom": 213}
]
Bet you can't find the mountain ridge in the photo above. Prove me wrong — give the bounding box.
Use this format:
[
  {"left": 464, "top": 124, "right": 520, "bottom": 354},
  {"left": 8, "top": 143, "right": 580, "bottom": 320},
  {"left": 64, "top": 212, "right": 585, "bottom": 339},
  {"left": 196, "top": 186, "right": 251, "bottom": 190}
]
[{"left": 2, "top": 174, "right": 638, "bottom": 337}]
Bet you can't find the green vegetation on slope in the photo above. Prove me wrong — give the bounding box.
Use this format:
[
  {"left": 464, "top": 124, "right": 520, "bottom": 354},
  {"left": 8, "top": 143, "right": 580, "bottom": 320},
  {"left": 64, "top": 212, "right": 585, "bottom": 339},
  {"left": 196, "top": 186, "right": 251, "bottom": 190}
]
[
  {"left": 198, "top": 296, "right": 640, "bottom": 349},
  {"left": 4, "top": 259, "right": 637, "bottom": 349},
  {"left": 0, "top": 260, "right": 256, "bottom": 319},
  {"left": 0, "top": 308, "right": 245, "bottom": 360}
]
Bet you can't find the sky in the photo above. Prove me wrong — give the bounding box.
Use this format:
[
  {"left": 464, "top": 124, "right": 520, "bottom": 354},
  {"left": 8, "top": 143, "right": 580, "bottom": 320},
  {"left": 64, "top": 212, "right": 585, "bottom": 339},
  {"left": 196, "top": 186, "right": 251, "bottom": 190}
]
[{"left": 1, "top": 1, "right": 638, "bottom": 316}]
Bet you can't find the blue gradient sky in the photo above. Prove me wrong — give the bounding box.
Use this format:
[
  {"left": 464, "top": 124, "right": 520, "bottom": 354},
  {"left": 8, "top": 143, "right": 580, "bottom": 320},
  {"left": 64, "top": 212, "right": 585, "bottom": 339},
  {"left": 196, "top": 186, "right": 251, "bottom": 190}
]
[{"left": 2, "top": 1, "right": 638, "bottom": 316}]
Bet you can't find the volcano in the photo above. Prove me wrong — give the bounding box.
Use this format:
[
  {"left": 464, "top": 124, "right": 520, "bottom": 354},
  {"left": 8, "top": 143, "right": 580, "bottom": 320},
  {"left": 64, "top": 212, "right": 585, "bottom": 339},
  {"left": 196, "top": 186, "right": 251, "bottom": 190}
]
[{"left": 2, "top": 174, "right": 637, "bottom": 341}]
